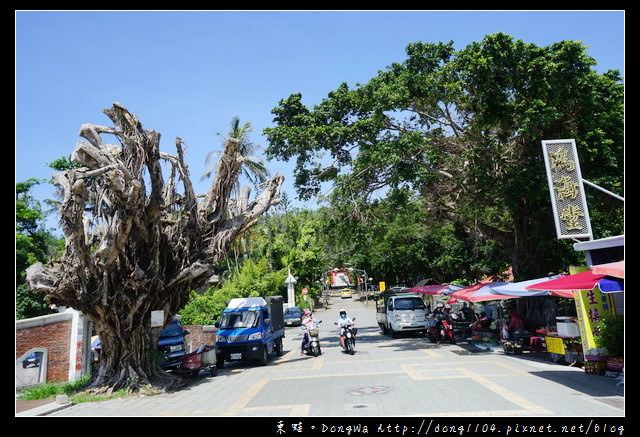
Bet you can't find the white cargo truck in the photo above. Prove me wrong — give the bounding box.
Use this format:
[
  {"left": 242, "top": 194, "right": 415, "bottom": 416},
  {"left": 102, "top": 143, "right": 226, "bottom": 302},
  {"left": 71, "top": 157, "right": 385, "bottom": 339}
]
[{"left": 376, "top": 288, "right": 428, "bottom": 337}]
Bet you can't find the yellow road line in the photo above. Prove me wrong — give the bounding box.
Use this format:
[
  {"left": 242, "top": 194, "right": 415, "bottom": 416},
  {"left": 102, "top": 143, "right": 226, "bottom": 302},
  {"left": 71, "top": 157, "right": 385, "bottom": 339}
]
[
  {"left": 289, "top": 404, "right": 311, "bottom": 416},
  {"left": 456, "top": 367, "right": 552, "bottom": 415},
  {"left": 400, "top": 362, "right": 553, "bottom": 416},
  {"left": 220, "top": 378, "right": 269, "bottom": 416},
  {"left": 423, "top": 348, "right": 442, "bottom": 358},
  {"left": 208, "top": 355, "right": 553, "bottom": 416},
  {"left": 311, "top": 357, "right": 324, "bottom": 370},
  {"left": 278, "top": 350, "right": 297, "bottom": 363}
]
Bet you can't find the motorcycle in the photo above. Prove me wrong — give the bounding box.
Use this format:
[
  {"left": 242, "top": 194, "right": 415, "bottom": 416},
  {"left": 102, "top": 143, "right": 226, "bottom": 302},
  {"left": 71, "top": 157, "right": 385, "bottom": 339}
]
[
  {"left": 427, "top": 314, "right": 455, "bottom": 344},
  {"left": 174, "top": 344, "right": 218, "bottom": 377},
  {"left": 302, "top": 320, "right": 323, "bottom": 356},
  {"left": 335, "top": 317, "right": 357, "bottom": 355}
]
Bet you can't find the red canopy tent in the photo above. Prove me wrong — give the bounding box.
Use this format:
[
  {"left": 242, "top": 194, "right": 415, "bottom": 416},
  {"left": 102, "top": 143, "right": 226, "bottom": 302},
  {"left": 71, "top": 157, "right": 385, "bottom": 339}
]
[
  {"left": 407, "top": 284, "right": 464, "bottom": 295},
  {"left": 407, "top": 284, "right": 449, "bottom": 295},
  {"left": 525, "top": 270, "right": 623, "bottom": 295},
  {"left": 592, "top": 260, "right": 624, "bottom": 279}
]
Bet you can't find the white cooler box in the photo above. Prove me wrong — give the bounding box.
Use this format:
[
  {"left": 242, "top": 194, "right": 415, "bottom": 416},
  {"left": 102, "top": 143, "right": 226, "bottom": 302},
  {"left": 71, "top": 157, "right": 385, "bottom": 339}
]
[{"left": 556, "top": 317, "right": 580, "bottom": 337}]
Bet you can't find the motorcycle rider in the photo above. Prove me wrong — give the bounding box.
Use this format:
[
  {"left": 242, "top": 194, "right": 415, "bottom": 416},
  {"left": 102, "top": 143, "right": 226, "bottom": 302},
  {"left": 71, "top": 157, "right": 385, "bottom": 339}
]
[
  {"left": 337, "top": 309, "right": 353, "bottom": 349},
  {"left": 432, "top": 302, "right": 444, "bottom": 317},
  {"left": 301, "top": 309, "right": 315, "bottom": 355},
  {"left": 432, "top": 302, "right": 446, "bottom": 335}
]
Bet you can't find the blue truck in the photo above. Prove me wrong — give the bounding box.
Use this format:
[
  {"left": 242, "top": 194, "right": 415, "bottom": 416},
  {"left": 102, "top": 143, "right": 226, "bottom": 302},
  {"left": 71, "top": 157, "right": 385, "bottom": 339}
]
[{"left": 215, "top": 296, "right": 285, "bottom": 368}]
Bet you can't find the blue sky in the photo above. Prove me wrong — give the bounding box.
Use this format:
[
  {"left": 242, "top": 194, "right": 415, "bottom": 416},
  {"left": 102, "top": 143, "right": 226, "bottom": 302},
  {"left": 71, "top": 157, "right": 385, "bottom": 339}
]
[{"left": 16, "top": 10, "right": 624, "bottom": 232}]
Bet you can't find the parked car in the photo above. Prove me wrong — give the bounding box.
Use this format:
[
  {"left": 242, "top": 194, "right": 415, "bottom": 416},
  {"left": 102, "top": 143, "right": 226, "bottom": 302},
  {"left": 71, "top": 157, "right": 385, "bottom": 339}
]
[
  {"left": 340, "top": 288, "right": 353, "bottom": 299},
  {"left": 22, "top": 352, "right": 40, "bottom": 368},
  {"left": 90, "top": 319, "right": 190, "bottom": 371},
  {"left": 284, "top": 306, "right": 304, "bottom": 326},
  {"left": 158, "top": 318, "right": 190, "bottom": 370}
]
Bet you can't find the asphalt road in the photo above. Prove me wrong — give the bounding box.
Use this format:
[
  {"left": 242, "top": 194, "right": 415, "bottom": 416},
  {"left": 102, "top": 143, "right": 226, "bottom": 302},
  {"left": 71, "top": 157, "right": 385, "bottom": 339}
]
[{"left": 29, "top": 291, "right": 624, "bottom": 419}]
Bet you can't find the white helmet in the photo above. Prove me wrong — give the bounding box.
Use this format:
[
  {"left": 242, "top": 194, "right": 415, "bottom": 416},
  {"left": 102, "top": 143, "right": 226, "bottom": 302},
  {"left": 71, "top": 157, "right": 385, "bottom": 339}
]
[{"left": 436, "top": 302, "right": 444, "bottom": 308}]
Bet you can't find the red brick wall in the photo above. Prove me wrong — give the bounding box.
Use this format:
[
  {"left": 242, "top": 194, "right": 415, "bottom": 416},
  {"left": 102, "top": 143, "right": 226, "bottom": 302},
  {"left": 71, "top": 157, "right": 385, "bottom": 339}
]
[
  {"left": 16, "top": 315, "right": 216, "bottom": 384},
  {"left": 183, "top": 325, "right": 217, "bottom": 351},
  {"left": 16, "top": 317, "right": 72, "bottom": 383}
]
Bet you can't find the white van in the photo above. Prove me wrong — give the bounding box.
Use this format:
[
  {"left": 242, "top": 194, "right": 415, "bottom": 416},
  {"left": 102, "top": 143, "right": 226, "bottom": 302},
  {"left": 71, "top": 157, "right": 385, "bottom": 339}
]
[{"left": 384, "top": 294, "right": 429, "bottom": 337}]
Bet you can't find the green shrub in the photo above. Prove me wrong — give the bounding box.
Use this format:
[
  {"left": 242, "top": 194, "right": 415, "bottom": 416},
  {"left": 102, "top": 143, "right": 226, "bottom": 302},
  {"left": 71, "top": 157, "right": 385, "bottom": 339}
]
[
  {"left": 180, "top": 259, "right": 288, "bottom": 325},
  {"left": 594, "top": 315, "right": 624, "bottom": 357}
]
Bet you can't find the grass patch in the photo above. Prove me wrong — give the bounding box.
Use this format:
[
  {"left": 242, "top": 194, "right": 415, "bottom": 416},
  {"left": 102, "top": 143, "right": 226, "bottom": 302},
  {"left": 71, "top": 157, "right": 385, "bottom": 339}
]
[{"left": 17, "top": 375, "right": 128, "bottom": 404}]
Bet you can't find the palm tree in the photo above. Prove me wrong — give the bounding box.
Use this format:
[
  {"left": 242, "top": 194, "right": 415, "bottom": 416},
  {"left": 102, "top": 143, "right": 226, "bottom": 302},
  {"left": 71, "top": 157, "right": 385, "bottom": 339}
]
[{"left": 201, "top": 117, "right": 270, "bottom": 197}]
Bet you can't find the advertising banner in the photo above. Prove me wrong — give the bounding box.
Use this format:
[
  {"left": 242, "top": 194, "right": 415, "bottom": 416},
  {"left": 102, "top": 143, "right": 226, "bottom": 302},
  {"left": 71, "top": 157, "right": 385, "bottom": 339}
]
[
  {"left": 545, "top": 336, "right": 565, "bottom": 355},
  {"left": 571, "top": 266, "right": 615, "bottom": 351}
]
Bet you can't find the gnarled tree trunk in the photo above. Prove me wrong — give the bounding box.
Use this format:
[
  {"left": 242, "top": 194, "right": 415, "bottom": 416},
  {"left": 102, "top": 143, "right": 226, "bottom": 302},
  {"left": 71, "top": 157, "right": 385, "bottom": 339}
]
[{"left": 26, "top": 103, "right": 283, "bottom": 392}]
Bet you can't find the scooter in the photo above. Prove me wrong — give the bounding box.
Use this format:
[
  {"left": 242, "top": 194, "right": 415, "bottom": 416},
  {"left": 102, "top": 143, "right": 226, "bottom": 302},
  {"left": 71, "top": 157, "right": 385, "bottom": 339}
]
[
  {"left": 427, "top": 314, "right": 455, "bottom": 344},
  {"left": 335, "top": 317, "right": 357, "bottom": 355},
  {"left": 174, "top": 344, "right": 218, "bottom": 377},
  {"left": 302, "top": 320, "right": 323, "bottom": 356}
]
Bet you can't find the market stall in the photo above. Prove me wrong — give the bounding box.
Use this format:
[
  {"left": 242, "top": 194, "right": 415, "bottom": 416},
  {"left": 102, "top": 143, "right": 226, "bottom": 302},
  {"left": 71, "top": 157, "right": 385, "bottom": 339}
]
[
  {"left": 537, "top": 316, "right": 583, "bottom": 364},
  {"left": 450, "top": 273, "right": 589, "bottom": 358},
  {"left": 447, "top": 281, "right": 518, "bottom": 349},
  {"left": 407, "top": 266, "right": 623, "bottom": 376},
  {"left": 408, "top": 283, "right": 471, "bottom": 339},
  {"left": 491, "top": 275, "right": 566, "bottom": 355},
  {"left": 526, "top": 268, "right": 624, "bottom": 375}
]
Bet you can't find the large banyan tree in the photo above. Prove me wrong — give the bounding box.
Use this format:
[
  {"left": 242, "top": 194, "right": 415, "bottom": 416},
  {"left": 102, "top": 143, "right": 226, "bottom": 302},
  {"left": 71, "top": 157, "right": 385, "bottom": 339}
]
[{"left": 26, "top": 103, "right": 284, "bottom": 391}]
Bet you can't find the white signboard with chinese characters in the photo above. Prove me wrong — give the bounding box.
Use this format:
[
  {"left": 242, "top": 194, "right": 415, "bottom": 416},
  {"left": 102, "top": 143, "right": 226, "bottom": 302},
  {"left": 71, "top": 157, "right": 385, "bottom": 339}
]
[{"left": 541, "top": 139, "right": 593, "bottom": 240}]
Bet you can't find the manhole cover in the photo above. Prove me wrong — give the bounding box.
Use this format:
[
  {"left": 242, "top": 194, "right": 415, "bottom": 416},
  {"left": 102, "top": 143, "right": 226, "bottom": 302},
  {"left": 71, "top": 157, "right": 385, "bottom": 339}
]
[
  {"left": 345, "top": 403, "right": 377, "bottom": 410},
  {"left": 348, "top": 385, "right": 391, "bottom": 395}
]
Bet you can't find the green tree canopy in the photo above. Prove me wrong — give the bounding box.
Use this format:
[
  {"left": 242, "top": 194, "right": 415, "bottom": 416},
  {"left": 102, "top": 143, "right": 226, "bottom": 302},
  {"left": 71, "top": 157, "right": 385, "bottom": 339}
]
[
  {"left": 16, "top": 179, "right": 62, "bottom": 319},
  {"left": 265, "top": 33, "right": 623, "bottom": 281}
]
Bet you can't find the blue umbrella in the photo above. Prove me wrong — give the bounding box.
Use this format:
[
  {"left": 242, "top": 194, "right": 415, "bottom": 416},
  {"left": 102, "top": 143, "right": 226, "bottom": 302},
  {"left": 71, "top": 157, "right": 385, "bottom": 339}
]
[{"left": 597, "top": 277, "right": 624, "bottom": 293}]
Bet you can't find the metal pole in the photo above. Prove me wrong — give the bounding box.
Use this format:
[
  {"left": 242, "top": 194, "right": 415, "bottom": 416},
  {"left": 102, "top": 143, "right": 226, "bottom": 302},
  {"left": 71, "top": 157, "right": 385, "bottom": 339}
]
[{"left": 582, "top": 179, "right": 624, "bottom": 202}]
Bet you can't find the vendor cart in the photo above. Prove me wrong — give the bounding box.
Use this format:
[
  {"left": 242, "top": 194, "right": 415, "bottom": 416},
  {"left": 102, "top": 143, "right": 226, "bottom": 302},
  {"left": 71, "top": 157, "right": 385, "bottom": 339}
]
[
  {"left": 176, "top": 344, "right": 218, "bottom": 377},
  {"left": 201, "top": 345, "right": 217, "bottom": 376}
]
